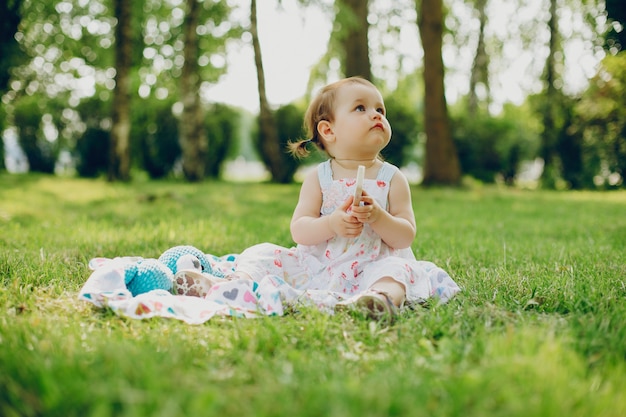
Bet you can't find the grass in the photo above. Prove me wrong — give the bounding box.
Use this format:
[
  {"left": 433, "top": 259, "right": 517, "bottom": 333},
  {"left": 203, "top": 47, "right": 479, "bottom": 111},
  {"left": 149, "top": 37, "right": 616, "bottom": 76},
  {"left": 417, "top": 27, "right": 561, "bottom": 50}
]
[{"left": 0, "top": 173, "right": 625, "bottom": 416}]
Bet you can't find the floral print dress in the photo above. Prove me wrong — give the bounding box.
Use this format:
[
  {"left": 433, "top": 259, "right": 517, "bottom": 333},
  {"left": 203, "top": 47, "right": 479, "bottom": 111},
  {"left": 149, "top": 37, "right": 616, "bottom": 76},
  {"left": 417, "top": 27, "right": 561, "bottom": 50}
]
[{"left": 234, "top": 160, "right": 460, "bottom": 305}]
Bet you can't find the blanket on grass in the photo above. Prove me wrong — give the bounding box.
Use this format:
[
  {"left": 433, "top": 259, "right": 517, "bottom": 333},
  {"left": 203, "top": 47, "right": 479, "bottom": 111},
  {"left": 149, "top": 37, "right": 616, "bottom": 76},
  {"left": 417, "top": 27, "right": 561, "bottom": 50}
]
[{"left": 79, "top": 253, "right": 459, "bottom": 324}]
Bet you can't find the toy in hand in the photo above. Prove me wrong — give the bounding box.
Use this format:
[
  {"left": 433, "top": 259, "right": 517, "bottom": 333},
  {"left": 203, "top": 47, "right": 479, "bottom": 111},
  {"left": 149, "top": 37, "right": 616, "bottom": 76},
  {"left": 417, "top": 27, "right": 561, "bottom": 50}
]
[{"left": 353, "top": 165, "right": 365, "bottom": 206}]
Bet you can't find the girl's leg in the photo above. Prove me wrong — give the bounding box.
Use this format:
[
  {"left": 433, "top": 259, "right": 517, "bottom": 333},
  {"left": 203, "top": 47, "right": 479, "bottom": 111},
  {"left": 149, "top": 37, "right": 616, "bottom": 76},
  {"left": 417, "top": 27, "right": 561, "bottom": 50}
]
[
  {"left": 370, "top": 276, "right": 406, "bottom": 307},
  {"left": 336, "top": 277, "right": 406, "bottom": 321}
]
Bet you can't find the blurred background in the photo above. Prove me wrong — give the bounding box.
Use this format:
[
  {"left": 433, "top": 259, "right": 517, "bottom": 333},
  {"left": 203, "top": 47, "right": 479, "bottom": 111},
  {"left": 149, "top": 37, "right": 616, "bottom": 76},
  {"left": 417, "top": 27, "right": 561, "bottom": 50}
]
[{"left": 0, "top": 0, "right": 624, "bottom": 188}]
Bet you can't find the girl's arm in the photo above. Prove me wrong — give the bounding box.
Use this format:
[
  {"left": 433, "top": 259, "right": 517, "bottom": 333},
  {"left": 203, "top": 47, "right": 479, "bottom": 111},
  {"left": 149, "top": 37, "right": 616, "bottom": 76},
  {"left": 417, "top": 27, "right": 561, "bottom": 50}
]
[
  {"left": 351, "top": 171, "right": 416, "bottom": 249},
  {"left": 290, "top": 168, "right": 363, "bottom": 245}
]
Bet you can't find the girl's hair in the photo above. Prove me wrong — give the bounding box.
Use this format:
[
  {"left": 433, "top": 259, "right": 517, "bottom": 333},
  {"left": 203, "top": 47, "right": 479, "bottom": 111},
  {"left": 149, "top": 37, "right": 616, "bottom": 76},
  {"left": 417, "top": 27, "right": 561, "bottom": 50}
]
[{"left": 287, "top": 77, "right": 377, "bottom": 158}]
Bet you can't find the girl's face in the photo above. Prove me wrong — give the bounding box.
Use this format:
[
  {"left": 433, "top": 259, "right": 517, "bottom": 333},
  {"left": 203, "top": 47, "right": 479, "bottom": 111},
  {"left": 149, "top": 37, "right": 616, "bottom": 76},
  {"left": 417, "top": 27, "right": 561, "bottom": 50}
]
[{"left": 322, "top": 82, "right": 391, "bottom": 160}]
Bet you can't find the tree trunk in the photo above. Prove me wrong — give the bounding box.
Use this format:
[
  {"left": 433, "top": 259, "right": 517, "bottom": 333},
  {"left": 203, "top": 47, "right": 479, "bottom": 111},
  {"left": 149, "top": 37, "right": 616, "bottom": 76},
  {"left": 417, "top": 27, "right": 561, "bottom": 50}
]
[
  {"left": 0, "top": 0, "right": 23, "bottom": 93},
  {"left": 180, "top": 0, "right": 208, "bottom": 182},
  {"left": 540, "top": 0, "right": 560, "bottom": 186},
  {"left": 251, "top": 0, "right": 285, "bottom": 182},
  {"left": 108, "top": 0, "right": 132, "bottom": 181},
  {"left": 417, "top": 0, "right": 461, "bottom": 186},
  {"left": 468, "top": 0, "right": 490, "bottom": 115},
  {"left": 340, "top": 0, "right": 371, "bottom": 80}
]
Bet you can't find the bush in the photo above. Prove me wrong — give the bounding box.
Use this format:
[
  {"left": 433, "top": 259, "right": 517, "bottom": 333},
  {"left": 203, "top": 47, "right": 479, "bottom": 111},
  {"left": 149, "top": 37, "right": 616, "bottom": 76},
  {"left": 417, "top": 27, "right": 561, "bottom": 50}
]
[
  {"left": 75, "top": 127, "right": 109, "bottom": 178},
  {"left": 0, "top": 104, "right": 5, "bottom": 171},
  {"left": 0, "top": 135, "right": 4, "bottom": 172},
  {"left": 13, "top": 95, "right": 58, "bottom": 173},
  {"left": 129, "top": 100, "right": 240, "bottom": 179},
  {"left": 452, "top": 108, "right": 540, "bottom": 184},
  {"left": 253, "top": 103, "right": 305, "bottom": 183},
  {"left": 204, "top": 103, "right": 241, "bottom": 178},
  {"left": 381, "top": 99, "right": 421, "bottom": 167},
  {"left": 554, "top": 98, "right": 593, "bottom": 189},
  {"left": 73, "top": 96, "right": 111, "bottom": 178},
  {"left": 572, "top": 53, "right": 626, "bottom": 188},
  {"left": 131, "top": 99, "right": 181, "bottom": 179}
]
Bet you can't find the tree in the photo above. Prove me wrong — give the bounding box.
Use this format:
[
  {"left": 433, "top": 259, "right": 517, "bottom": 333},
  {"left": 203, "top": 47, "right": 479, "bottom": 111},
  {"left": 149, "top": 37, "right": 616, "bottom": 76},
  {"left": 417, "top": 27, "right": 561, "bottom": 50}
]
[
  {"left": 2, "top": 0, "right": 238, "bottom": 179},
  {"left": 417, "top": 0, "right": 461, "bottom": 186},
  {"left": 605, "top": 0, "right": 626, "bottom": 52},
  {"left": 137, "top": 0, "right": 240, "bottom": 180},
  {"left": 573, "top": 53, "right": 626, "bottom": 188},
  {"left": 467, "top": 0, "right": 490, "bottom": 115},
  {"left": 338, "top": 0, "right": 371, "bottom": 79},
  {"left": 0, "top": 0, "right": 23, "bottom": 93},
  {"left": 538, "top": 0, "right": 563, "bottom": 188},
  {"left": 0, "top": 104, "right": 6, "bottom": 171},
  {"left": 108, "top": 0, "right": 132, "bottom": 181},
  {"left": 179, "top": 0, "right": 208, "bottom": 181},
  {"left": 1, "top": 0, "right": 24, "bottom": 171},
  {"left": 13, "top": 94, "right": 57, "bottom": 173},
  {"left": 251, "top": 0, "right": 288, "bottom": 183}
]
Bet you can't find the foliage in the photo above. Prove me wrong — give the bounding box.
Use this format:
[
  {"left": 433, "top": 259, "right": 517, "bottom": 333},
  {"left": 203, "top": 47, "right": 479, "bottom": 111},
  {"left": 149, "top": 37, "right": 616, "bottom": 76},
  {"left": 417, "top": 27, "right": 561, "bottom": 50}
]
[
  {"left": 380, "top": 96, "right": 421, "bottom": 168},
  {"left": 73, "top": 95, "right": 111, "bottom": 178},
  {"left": 12, "top": 94, "right": 58, "bottom": 173},
  {"left": 379, "top": 72, "right": 425, "bottom": 168},
  {"left": 604, "top": 0, "right": 626, "bottom": 52},
  {"left": 74, "top": 97, "right": 243, "bottom": 180},
  {"left": 253, "top": 104, "right": 305, "bottom": 183},
  {"left": 554, "top": 99, "right": 589, "bottom": 189},
  {"left": 451, "top": 104, "right": 540, "bottom": 184},
  {"left": 75, "top": 127, "right": 109, "bottom": 178},
  {"left": 2, "top": 0, "right": 242, "bottom": 178},
  {"left": 131, "top": 98, "right": 180, "bottom": 179},
  {"left": 136, "top": 0, "right": 243, "bottom": 104},
  {"left": 0, "top": 175, "right": 625, "bottom": 416},
  {"left": 0, "top": 105, "right": 5, "bottom": 171},
  {"left": 0, "top": 0, "right": 618, "bottom": 189},
  {"left": 129, "top": 100, "right": 242, "bottom": 180},
  {"left": 204, "top": 103, "right": 241, "bottom": 179},
  {"left": 0, "top": 0, "right": 25, "bottom": 93},
  {"left": 571, "top": 52, "right": 626, "bottom": 188}
]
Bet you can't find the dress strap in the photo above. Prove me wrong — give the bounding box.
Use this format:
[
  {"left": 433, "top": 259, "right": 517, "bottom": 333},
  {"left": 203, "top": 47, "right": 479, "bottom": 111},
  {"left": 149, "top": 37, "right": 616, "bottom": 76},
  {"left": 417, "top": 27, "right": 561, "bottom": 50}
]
[
  {"left": 376, "top": 161, "right": 398, "bottom": 183},
  {"left": 317, "top": 160, "right": 333, "bottom": 188}
]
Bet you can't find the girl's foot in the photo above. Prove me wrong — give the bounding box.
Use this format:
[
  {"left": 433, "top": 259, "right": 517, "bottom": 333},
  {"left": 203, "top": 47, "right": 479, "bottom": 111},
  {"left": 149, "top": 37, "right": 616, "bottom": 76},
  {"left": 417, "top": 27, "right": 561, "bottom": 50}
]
[
  {"left": 172, "top": 270, "right": 219, "bottom": 297},
  {"left": 336, "top": 289, "right": 397, "bottom": 322}
]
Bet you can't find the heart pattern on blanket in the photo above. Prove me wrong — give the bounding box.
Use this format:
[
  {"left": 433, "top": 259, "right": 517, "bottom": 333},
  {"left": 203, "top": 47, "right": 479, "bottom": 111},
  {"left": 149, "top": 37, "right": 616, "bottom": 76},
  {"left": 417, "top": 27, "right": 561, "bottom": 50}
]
[
  {"left": 80, "top": 250, "right": 460, "bottom": 324},
  {"left": 243, "top": 291, "right": 256, "bottom": 304},
  {"left": 223, "top": 288, "right": 239, "bottom": 300}
]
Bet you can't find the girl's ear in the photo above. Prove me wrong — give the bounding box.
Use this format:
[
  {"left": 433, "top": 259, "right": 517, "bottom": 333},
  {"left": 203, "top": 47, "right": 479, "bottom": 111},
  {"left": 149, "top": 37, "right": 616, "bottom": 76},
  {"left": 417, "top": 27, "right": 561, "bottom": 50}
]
[{"left": 317, "top": 120, "right": 335, "bottom": 143}]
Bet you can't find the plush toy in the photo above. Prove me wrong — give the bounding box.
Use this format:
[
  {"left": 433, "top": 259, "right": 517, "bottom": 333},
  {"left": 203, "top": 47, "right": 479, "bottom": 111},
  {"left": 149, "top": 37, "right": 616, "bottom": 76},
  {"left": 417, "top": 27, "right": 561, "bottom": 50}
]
[
  {"left": 124, "top": 258, "right": 174, "bottom": 297},
  {"left": 158, "top": 245, "right": 220, "bottom": 276},
  {"left": 159, "top": 245, "right": 226, "bottom": 297},
  {"left": 123, "top": 245, "right": 225, "bottom": 297}
]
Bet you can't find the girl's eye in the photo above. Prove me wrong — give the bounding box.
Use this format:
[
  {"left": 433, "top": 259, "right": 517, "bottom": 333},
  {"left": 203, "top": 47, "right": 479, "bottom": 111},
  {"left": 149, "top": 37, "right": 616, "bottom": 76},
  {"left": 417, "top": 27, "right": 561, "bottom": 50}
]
[
  {"left": 377, "top": 108, "right": 385, "bottom": 115},
  {"left": 355, "top": 105, "right": 366, "bottom": 112}
]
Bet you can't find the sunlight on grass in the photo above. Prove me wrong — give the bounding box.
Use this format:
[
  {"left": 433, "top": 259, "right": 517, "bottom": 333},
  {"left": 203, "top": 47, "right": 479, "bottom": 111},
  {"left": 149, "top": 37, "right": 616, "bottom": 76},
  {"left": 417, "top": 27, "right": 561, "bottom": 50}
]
[{"left": 1, "top": 173, "right": 625, "bottom": 416}]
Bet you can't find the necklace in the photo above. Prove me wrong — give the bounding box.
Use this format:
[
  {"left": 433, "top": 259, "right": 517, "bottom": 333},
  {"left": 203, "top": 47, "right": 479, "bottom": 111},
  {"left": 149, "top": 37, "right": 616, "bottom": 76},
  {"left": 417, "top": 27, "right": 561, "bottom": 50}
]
[{"left": 332, "top": 158, "right": 378, "bottom": 170}]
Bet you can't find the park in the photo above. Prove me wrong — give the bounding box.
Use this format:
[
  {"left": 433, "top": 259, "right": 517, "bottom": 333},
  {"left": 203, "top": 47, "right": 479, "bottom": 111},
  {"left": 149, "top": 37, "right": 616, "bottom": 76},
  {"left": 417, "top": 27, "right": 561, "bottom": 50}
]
[
  {"left": 1, "top": 0, "right": 625, "bottom": 416},
  {"left": 1, "top": 175, "right": 625, "bottom": 415}
]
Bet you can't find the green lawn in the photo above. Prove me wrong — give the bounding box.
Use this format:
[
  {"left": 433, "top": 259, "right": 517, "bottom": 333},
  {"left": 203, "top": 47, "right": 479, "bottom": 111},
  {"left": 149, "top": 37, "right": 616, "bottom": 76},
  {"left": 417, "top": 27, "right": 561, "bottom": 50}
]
[{"left": 1, "top": 173, "right": 625, "bottom": 417}]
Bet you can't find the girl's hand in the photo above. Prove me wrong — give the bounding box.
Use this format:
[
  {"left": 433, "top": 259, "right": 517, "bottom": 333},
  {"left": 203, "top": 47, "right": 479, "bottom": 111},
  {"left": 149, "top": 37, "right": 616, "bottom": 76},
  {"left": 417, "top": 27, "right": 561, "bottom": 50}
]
[
  {"left": 350, "top": 190, "right": 382, "bottom": 224},
  {"left": 328, "top": 196, "right": 363, "bottom": 238}
]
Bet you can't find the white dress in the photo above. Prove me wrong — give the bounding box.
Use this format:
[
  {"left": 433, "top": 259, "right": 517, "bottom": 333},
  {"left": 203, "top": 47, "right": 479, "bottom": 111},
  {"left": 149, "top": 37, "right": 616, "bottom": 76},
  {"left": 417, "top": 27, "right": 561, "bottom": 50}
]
[
  {"left": 78, "top": 160, "right": 460, "bottom": 323},
  {"left": 234, "top": 160, "right": 460, "bottom": 305}
]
